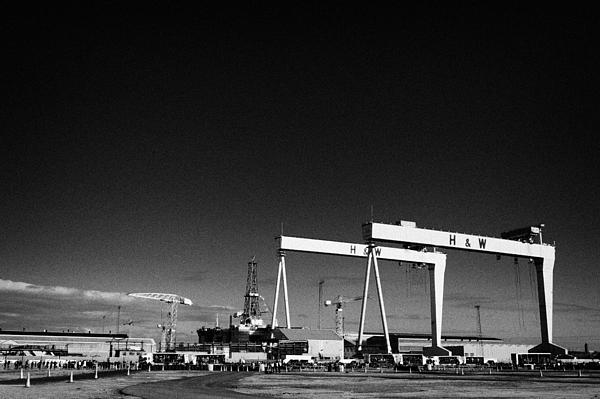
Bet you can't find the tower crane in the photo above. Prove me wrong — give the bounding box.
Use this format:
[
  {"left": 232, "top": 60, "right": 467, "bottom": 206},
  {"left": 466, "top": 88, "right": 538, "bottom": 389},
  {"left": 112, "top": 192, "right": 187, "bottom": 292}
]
[
  {"left": 128, "top": 292, "right": 192, "bottom": 352},
  {"left": 324, "top": 295, "right": 363, "bottom": 337}
]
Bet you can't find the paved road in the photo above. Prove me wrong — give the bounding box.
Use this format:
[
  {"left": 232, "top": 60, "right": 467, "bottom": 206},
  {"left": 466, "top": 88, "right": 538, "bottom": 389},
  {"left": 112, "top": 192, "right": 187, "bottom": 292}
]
[{"left": 121, "top": 372, "right": 266, "bottom": 398}]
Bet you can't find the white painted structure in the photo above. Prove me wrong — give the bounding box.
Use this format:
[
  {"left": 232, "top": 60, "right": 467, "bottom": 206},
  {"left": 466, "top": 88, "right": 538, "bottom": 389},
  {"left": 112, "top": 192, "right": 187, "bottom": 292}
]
[
  {"left": 272, "top": 236, "right": 447, "bottom": 354},
  {"left": 362, "top": 222, "right": 566, "bottom": 355}
]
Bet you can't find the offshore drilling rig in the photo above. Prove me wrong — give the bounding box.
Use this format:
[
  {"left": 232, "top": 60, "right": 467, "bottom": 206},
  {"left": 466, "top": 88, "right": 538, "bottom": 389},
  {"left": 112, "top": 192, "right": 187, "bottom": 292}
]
[
  {"left": 240, "top": 257, "right": 261, "bottom": 328},
  {"left": 197, "top": 257, "right": 271, "bottom": 346},
  {"left": 233, "top": 256, "right": 270, "bottom": 330}
]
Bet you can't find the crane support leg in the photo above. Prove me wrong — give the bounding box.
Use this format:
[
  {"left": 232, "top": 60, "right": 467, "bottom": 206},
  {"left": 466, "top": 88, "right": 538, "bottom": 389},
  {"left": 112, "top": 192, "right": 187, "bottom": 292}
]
[
  {"left": 281, "top": 255, "right": 291, "bottom": 328},
  {"left": 271, "top": 251, "right": 291, "bottom": 328},
  {"left": 372, "top": 248, "right": 392, "bottom": 354},
  {"left": 357, "top": 245, "right": 391, "bottom": 353},
  {"left": 272, "top": 252, "right": 283, "bottom": 327},
  {"left": 271, "top": 255, "right": 282, "bottom": 327},
  {"left": 537, "top": 258, "right": 553, "bottom": 343},
  {"left": 529, "top": 258, "right": 567, "bottom": 355},
  {"left": 424, "top": 262, "right": 450, "bottom": 356},
  {"left": 357, "top": 250, "right": 372, "bottom": 352}
]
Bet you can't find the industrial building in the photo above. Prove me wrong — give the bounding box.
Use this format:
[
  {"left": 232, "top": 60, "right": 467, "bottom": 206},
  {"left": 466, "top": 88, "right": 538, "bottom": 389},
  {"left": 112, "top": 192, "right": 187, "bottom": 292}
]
[
  {"left": 192, "top": 326, "right": 343, "bottom": 362},
  {"left": 0, "top": 330, "right": 155, "bottom": 366},
  {"left": 361, "top": 333, "right": 529, "bottom": 363},
  {"left": 273, "top": 328, "right": 342, "bottom": 360}
]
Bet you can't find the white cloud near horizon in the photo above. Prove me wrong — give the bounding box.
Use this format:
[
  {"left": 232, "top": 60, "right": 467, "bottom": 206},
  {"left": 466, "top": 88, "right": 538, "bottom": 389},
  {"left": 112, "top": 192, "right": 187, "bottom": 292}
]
[{"left": 0, "top": 278, "right": 133, "bottom": 304}]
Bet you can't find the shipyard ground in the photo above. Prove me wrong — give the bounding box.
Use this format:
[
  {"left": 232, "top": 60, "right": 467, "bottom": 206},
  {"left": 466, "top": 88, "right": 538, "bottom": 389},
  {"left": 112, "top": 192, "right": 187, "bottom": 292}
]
[{"left": 1, "top": 369, "right": 599, "bottom": 398}]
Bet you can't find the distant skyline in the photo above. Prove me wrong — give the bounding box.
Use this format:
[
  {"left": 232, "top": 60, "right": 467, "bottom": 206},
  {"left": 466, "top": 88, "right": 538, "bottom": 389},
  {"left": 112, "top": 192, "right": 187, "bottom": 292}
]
[{"left": 1, "top": 4, "right": 598, "bottom": 350}]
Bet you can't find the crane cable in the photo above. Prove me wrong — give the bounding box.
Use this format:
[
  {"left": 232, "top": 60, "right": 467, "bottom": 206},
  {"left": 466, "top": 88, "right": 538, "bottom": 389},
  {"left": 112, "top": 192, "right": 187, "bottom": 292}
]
[
  {"left": 527, "top": 263, "right": 539, "bottom": 324},
  {"left": 406, "top": 263, "right": 411, "bottom": 298},
  {"left": 514, "top": 260, "right": 525, "bottom": 330}
]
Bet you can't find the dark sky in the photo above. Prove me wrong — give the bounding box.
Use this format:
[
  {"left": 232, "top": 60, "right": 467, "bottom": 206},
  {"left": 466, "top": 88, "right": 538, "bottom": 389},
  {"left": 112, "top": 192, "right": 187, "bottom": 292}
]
[{"left": 1, "top": 3, "right": 598, "bottom": 348}]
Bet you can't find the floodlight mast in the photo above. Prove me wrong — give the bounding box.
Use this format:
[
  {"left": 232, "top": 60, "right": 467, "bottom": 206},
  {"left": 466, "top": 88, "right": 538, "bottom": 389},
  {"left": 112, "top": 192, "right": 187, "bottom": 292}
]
[
  {"left": 128, "top": 293, "right": 192, "bottom": 352},
  {"left": 362, "top": 221, "right": 566, "bottom": 355}
]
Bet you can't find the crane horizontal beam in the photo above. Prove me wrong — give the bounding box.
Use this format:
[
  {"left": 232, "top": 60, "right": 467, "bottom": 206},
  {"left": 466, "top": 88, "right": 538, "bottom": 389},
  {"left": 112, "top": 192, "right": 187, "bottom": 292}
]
[
  {"left": 276, "top": 236, "right": 445, "bottom": 264},
  {"left": 363, "top": 222, "right": 555, "bottom": 260},
  {"left": 325, "top": 295, "right": 363, "bottom": 305},
  {"left": 128, "top": 292, "right": 193, "bottom": 305}
]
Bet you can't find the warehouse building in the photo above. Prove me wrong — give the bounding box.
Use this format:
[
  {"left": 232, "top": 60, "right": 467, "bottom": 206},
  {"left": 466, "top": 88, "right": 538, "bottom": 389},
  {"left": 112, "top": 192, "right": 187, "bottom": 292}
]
[
  {"left": 0, "top": 330, "right": 156, "bottom": 365},
  {"left": 273, "top": 328, "right": 343, "bottom": 361},
  {"left": 194, "top": 326, "right": 344, "bottom": 362},
  {"left": 362, "top": 333, "right": 530, "bottom": 363}
]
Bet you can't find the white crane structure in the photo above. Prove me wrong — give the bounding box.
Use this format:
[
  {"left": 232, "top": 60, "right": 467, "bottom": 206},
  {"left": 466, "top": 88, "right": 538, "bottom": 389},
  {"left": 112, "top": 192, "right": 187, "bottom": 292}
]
[
  {"left": 272, "top": 235, "right": 446, "bottom": 354},
  {"left": 324, "top": 295, "right": 363, "bottom": 337},
  {"left": 128, "top": 292, "right": 192, "bottom": 352},
  {"left": 362, "top": 221, "right": 566, "bottom": 355},
  {"left": 272, "top": 219, "right": 565, "bottom": 357}
]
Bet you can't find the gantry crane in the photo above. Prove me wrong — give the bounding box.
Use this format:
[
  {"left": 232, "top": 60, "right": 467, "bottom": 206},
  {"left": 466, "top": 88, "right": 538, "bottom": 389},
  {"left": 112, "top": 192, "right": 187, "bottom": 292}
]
[
  {"left": 128, "top": 292, "right": 192, "bottom": 352},
  {"left": 324, "top": 295, "right": 363, "bottom": 337}
]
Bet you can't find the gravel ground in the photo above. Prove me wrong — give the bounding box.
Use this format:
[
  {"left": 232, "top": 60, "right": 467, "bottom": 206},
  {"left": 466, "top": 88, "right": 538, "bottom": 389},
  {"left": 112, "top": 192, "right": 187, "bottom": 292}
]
[
  {"left": 1, "top": 369, "right": 599, "bottom": 399},
  {"left": 234, "top": 372, "right": 600, "bottom": 398},
  {"left": 0, "top": 369, "right": 208, "bottom": 399}
]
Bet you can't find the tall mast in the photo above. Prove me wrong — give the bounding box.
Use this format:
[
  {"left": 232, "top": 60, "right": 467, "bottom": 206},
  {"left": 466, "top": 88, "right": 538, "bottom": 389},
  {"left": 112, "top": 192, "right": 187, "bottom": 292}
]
[{"left": 242, "top": 257, "right": 260, "bottom": 326}]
